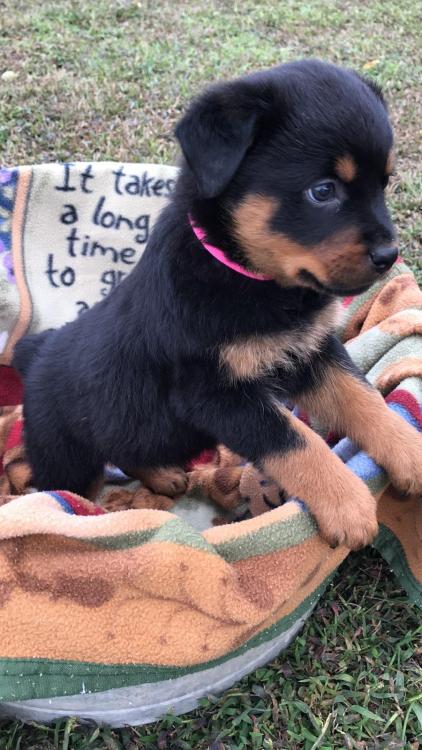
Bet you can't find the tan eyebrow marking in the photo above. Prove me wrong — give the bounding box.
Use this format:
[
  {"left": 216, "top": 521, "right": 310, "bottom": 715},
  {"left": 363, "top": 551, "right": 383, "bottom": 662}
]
[{"left": 335, "top": 155, "right": 358, "bottom": 182}]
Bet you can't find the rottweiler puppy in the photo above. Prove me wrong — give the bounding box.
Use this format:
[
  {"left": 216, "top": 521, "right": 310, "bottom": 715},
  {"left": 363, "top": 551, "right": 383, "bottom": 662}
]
[{"left": 13, "top": 59, "right": 422, "bottom": 548}]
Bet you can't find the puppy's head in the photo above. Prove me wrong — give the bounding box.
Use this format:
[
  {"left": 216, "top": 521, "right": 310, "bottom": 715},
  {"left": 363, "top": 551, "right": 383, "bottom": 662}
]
[{"left": 176, "top": 60, "right": 397, "bottom": 295}]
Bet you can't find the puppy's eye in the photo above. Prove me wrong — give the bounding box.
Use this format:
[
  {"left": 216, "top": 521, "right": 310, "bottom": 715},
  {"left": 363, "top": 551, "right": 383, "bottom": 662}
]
[{"left": 306, "top": 181, "right": 337, "bottom": 204}]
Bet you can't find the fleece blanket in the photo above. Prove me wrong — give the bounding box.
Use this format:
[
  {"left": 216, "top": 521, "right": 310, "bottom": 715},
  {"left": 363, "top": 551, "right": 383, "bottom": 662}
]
[{"left": 0, "top": 163, "right": 421, "bottom": 709}]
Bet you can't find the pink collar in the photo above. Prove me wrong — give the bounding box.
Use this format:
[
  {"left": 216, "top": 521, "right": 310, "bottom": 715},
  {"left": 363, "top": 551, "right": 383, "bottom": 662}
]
[{"left": 189, "top": 216, "right": 272, "bottom": 281}]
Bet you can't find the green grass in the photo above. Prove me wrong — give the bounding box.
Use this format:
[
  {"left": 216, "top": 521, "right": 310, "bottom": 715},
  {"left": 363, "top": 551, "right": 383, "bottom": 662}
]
[
  {"left": 0, "top": 0, "right": 421, "bottom": 747},
  {"left": 0, "top": 0, "right": 420, "bottom": 278}
]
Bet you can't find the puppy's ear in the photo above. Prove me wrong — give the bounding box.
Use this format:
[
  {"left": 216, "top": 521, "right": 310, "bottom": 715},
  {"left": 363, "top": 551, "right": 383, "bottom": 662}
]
[
  {"left": 355, "top": 73, "right": 387, "bottom": 108},
  {"left": 175, "top": 84, "right": 260, "bottom": 198}
]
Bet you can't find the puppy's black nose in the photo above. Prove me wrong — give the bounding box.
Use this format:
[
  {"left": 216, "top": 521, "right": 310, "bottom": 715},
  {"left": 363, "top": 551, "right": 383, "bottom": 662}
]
[{"left": 369, "top": 246, "right": 398, "bottom": 272}]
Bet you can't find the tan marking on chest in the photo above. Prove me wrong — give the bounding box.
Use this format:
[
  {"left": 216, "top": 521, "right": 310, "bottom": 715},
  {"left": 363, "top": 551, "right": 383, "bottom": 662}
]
[{"left": 220, "top": 302, "right": 340, "bottom": 381}]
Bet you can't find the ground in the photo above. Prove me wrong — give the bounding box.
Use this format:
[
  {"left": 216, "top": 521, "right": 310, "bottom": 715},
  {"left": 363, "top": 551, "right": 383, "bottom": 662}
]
[{"left": 0, "top": 0, "right": 421, "bottom": 748}]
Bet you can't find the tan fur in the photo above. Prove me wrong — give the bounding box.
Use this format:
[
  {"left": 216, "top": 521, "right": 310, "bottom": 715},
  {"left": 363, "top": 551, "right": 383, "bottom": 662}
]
[
  {"left": 263, "top": 404, "right": 378, "bottom": 550},
  {"left": 298, "top": 367, "right": 422, "bottom": 496},
  {"left": 125, "top": 466, "right": 188, "bottom": 496},
  {"left": 220, "top": 302, "right": 339, "bottom": 381},
  {"left": 386, "top": 148, "right": 395, "bottom": 176},
  {"left": 335, "top": 155, "right": 357, "bottom": 182},
  {"left": 102, "top": 487, "right": 174, "bottom": 513},
  {"left": 232, "top": 195, "right": 367, "bottom": 287}
]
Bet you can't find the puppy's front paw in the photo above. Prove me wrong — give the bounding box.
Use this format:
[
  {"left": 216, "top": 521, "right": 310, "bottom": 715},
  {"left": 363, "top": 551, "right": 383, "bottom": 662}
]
[
  {"left": 140, "top": 466, "right": 188, "bottom": 496},
  {"left": 378, "top": 419, "right": 422, "bottom": 495},
  {"left": 315, "top": 480, "right": 378, "bottom": 551}
]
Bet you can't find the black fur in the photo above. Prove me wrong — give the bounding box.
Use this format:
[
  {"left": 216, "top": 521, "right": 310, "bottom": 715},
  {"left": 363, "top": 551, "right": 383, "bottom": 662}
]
[
  {"left": 13, "top": 330, "right": 53, "bottom": 378},
  {"left": 13, "top": 59, "right": 396, "bottom": 495}
]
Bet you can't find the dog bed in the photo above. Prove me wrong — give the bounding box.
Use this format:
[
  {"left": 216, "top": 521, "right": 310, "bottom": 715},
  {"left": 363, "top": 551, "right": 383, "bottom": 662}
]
[{"left": 0, "top": 163, "right": 421, "bottom": 727}]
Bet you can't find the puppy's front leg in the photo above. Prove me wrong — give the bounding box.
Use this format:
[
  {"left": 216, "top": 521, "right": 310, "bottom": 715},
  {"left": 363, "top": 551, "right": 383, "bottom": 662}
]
[
  {"left": 186, "top": 387, "right": 378, "bottom": 549},
  {"left": 297, "top": 336, "right": 422, "bottom": 496},
  {"left": 262, "top": 408, "right": 378, "bottom": 549}
]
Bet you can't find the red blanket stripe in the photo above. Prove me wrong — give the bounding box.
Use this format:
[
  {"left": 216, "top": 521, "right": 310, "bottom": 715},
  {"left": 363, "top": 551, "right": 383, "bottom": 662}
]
[
  {"left": 386, "top": 388, "right": 422, "bottom": 429},
  {"left": 0, "top": 367, "right": 23, "bottom": 407},
  {"left": 55, "top": 491, "right": 105, "bottom": 515}
]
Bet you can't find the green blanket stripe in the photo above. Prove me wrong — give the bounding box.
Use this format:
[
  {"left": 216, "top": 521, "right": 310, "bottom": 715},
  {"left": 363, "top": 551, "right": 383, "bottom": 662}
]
[
  {"left": 374, "top": 524, "right": 422, "bottom": 607},
  {"left": 0, "top": 577, "right": 331, "bottom": 702},
  {"left": 84, "top": 516, "right": 217, "bottom": 555},
  {"left": 72, "top": 508, "right": 316, "bottom": 561},
  {"left": 347, "top": 329, "right": 404, "bottom": 376},
  {"left": 367, "top": 473, "right": 388, "bottom": 496},
  {"left": 85, "top": 526, "right": 158, "bottom": 550},
  {"left": 369, "top": 335, "right": 422, "bottom": 378},
  {"left": 214, "top": 510, "right": 317, "bottom": 562}
]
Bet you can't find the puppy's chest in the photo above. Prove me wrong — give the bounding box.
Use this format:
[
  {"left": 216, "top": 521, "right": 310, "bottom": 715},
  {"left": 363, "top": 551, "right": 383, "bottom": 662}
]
[{"left": 219, "top": 302, "right": 339, "bottom": 382}]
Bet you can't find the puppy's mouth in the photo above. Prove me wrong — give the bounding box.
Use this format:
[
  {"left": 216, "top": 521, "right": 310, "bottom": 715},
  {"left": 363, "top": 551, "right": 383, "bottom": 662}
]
[{"left": 298, "top": 270, "right": 375, "bottom": 297}]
